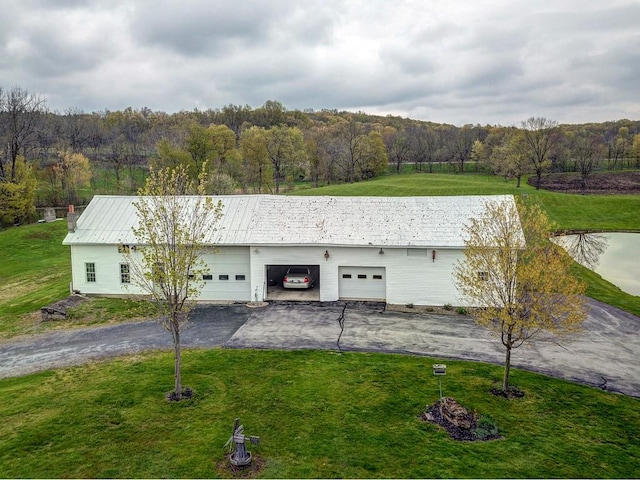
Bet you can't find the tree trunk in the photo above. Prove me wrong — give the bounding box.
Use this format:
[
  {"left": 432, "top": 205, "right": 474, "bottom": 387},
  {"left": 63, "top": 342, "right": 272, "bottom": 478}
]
[
  {"left": 516, "top": 175, "right": 522, "bottom": 188},
  {"left": 172, "top": 321, "right": 182, "bottom": 398},
  {"left": 502, "top": 346, "right": 512, "bottom": 392}
]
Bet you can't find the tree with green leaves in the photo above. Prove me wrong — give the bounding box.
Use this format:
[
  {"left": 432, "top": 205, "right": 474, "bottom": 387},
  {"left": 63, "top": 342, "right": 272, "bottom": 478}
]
[
  {"left": 454, "top": 197, "right": 587, "bottom": 393},
  {"left": 0, "top": 155, "right": 36, "bottom": 226},
  {"left": 122, "top": 164, "right": 223, "bottom": 400},
  {"left": 54, "top": 150, "right": 92, "bottom": 204},
  {"left": 489, "top": 130, "right": 530, "bottom": 187},
  {"left": 265, "top": 125, "right": 306, "bottom": 193},
  {"left": 239, "top": 126, "right": 273, "bottom": 193}
]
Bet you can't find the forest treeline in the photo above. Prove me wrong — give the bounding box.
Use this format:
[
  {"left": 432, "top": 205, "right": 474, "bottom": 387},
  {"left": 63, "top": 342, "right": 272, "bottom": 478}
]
[{"left": 1, "top": 85, "right": 639, "bottom": 225}]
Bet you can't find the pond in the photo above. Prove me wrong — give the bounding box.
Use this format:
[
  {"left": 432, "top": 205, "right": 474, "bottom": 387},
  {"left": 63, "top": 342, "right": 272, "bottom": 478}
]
[{"left": 553, "top": 232, "right": 640, "bottom": 296}]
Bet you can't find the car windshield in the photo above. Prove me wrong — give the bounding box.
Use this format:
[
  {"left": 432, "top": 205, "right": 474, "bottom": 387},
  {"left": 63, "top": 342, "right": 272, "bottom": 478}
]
[{"left": 288, "top": 267, "right": 309, "bottom": 275}]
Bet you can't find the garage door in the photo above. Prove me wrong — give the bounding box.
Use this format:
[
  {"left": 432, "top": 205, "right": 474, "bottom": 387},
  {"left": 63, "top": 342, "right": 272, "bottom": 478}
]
[
  {"left": 199, "top": 247, "right": 251, "bottom": 301},
  {"left": 338, "top": 266, "right": 386, "bottom": 300}
]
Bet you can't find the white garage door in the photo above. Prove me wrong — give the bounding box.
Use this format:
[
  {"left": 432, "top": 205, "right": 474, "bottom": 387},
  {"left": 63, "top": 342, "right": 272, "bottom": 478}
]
[
  {"left": 338, "top": 266, "right": 386, "bottom": 300},
  {"left": 199, "top": 247, "right": 251, "bottom": 301}
]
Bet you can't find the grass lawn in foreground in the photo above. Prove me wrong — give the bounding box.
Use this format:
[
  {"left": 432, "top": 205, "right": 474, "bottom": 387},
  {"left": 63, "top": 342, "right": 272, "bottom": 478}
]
[{"left": 0, "top": 349, "right": 638, "bottom": 478}]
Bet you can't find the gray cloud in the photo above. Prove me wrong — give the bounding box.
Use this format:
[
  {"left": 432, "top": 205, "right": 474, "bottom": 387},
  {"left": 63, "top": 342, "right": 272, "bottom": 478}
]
[{"left": 1, "top": 0, "right": 638, "bottom": 125}]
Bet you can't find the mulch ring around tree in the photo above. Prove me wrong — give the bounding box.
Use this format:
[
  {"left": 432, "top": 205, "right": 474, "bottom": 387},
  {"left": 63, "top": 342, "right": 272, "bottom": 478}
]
[
  {"left": 422, "top": 397, "right": 502, "bottom": 441},
  {"left": 490, "top": 384, "right": 525, "bottom": 399},
  {"left": 216, "top": 455, "right": 266, "bottom": 478},
  {"left": 529, "top": 171, "right": 640, "bottom": 194},
  {"left": 165, "top": 387, "right": 195, "bottom": 402}
]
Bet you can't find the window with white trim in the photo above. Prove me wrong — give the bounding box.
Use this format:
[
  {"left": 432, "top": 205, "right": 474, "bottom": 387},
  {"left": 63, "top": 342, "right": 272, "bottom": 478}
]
[
  {"left": 120, "top": 263, "right": 130, "bottom": 284},
  {"left": 85, "top": 263, "right": 96, "bottom": 282}
]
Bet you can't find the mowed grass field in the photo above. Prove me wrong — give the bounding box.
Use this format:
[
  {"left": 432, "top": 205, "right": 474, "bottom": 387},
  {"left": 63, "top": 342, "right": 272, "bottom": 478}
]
[
  {"left": 0, "top": 221, "right": 71, "bottom": 338},
  {"left": 0, "top": 221, "right": 151, "bottom": 339},
  {"left": 1, "top": 349, "right": 639, "bottom": 478}
]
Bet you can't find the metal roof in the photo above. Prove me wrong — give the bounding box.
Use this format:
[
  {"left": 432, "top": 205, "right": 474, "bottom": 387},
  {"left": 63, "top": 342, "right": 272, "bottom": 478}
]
[{"left": 63, "top": 194, "right": 517, "bottom": 248}]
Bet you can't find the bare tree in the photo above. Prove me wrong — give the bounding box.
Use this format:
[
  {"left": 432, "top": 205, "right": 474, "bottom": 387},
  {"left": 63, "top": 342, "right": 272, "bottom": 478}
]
[
  {"left": 554, "top": 232, "right": 608, "bottom": 270},
  {"left": 521, "top": 117, "right": 559, "bottom": 189},
  {"left": 570, "top": 131, "right": 602, "bottom": 193},
  {"left": 0, "top": 86, "right": 48, "bottom": 182}
]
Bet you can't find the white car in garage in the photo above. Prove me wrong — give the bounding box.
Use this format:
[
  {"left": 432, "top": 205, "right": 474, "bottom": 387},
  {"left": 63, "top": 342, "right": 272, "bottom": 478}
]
[{"left": 283, "top": 267, "right": 315, "bottom": 289}]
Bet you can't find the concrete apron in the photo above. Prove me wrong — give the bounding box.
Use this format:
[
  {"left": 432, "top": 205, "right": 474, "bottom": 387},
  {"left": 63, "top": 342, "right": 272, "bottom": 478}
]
[{"left": 226, "top": 301, "right": 640, "bottom": 397}]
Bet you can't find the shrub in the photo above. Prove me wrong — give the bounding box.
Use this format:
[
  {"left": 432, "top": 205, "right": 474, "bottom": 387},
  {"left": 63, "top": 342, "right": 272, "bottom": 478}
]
[
  {"left": 456, "top": 306, "right": 468, "bottom": 315},
  {"left": 474, "top": 414, "right": 500, "bottom": 441}
]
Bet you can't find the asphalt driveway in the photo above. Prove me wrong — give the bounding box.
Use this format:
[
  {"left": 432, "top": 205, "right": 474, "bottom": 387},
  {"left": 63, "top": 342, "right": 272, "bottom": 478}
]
[
  {"left": 0, "top": 304, "right": 252, "bottom": 379},
  {"left": 1, "top": 299, "right": 638, "bottom": 397}
]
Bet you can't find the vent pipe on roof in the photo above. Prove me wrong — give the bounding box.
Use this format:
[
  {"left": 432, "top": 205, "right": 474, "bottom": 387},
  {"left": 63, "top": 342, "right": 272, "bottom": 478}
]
[{"left": 67, "top": 205, "right": 78, "bottom": 233}]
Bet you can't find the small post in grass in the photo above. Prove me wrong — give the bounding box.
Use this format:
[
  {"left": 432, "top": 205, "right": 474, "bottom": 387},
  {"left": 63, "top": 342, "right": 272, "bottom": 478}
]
[{"left": 433, "top": 364, "right": 446, "bottom": 399}]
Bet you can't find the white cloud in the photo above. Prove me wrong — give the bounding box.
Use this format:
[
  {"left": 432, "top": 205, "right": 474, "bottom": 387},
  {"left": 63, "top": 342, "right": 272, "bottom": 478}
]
[{"left": 1, "top": 0, "right": 638, "bottom": 125}]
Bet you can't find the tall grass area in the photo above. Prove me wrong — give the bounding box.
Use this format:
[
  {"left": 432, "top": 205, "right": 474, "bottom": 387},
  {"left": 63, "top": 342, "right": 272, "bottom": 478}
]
[{"left": 0, "top": 349, "right": 638, "bottom": 478}]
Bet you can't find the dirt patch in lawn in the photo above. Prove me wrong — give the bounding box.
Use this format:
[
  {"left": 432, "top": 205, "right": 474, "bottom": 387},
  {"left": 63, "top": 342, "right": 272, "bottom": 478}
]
[{"left": 529, "top": 171, "right": 640, "bottom": 194}]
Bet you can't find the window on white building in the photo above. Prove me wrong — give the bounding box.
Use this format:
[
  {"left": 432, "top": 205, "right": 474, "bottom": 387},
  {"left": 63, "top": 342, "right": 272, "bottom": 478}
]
[
  {"left": 120, "top": 263, "right": 130, "bottom": 284},
  {"left": 86, "top": 263, "right": 96, "bottom": 282}
]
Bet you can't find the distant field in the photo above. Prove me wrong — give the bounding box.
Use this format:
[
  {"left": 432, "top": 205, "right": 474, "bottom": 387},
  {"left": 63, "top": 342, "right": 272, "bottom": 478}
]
[{"left": 295, "top": 173, "right": 640, "bottom": 232}]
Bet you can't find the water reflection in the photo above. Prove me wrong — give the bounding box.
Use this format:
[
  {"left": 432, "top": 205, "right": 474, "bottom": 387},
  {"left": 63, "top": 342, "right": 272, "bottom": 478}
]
[
  {"left": 553, "top": 232, "right": 640, "bottom": 296},
  {"left": 557, "top": 233, "right": 608, "bottom": 269}
]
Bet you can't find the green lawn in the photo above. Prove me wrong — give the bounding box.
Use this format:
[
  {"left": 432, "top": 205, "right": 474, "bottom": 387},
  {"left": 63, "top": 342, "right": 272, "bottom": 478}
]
[
  {"left": 0, "top": 221, "right": 150, "bottom": 339},
  {"left": 0, "top": 349, "right": 638, "bottom": 478},
  {"left": 0, "top": 221, "right": 71, "bottom": 337}
]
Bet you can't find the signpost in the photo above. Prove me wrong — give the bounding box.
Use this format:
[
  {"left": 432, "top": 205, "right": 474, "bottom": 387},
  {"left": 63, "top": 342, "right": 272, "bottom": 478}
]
[{"left": 432, "top": 364, "right": 446, "bottom": 399}]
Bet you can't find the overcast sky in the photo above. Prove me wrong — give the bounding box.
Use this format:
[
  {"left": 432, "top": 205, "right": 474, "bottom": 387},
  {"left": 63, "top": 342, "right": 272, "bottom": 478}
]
[{"left": 2, "top": 0, "right": 639, "bottom": 126}]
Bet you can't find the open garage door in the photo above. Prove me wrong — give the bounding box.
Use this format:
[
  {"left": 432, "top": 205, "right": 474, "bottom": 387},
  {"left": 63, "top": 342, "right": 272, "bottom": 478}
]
[
  {"left": 338, "top": 266, "right": 386, "bottom": 301},
  {"left": 266, "top": 264, "right": 320, "bottom": 301}
]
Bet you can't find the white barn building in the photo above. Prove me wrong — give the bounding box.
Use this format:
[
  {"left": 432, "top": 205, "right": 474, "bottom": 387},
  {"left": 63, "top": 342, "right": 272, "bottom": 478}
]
[{"left": 63, "top": 194, "right": 516, "bottom": 306}]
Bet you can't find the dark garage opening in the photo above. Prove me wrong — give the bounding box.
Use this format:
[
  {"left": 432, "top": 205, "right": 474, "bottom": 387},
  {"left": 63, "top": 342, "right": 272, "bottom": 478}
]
[{"left": 266, "top": 264, "right": 320, "bottom": 301}]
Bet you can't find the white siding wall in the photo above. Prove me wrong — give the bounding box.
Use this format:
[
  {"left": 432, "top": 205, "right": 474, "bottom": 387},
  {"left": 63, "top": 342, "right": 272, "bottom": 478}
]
[
  {"left": 250, "top": 246, "right": 467, "bottom": 306},
  {"left": 385, "top": 247, "right": 465, "bottom": 306},
  {"left": 70, "top": 245, "right": 252, "bottom": 301},
  {"left": 71, "top": 244, "right": 467, "bottom": 305},
  {"left": 70, "top": 245, "right": 146, "bottom": 296}
]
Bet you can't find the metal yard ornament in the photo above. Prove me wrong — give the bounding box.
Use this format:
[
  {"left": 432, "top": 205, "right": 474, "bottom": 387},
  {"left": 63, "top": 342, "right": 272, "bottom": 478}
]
[{"left": 225, "top": 418, "right": 260, "bottom": 467}]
